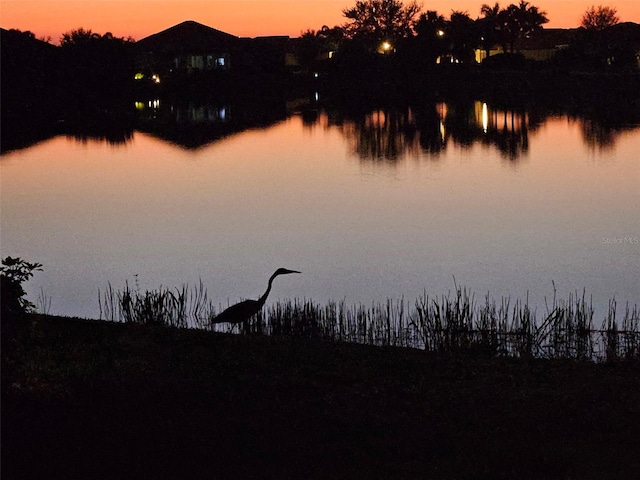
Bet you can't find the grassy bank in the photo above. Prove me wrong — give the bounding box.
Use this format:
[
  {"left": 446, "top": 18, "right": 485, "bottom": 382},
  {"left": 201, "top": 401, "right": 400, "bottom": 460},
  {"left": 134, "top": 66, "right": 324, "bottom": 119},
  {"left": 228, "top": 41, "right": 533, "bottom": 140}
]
[
  {"left": 2, "top": 311, "right": 640, "bottom": 479},
  {"left": 98, "top": 282, "right": 640, "bottom": 362}
]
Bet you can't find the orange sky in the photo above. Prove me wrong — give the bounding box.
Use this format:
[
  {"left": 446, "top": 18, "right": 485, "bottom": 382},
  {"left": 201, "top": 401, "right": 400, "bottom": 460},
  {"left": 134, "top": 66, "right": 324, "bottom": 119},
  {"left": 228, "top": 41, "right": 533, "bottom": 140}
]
[{"left": 1, "top": 1, "right": 639, "bottom": 43}]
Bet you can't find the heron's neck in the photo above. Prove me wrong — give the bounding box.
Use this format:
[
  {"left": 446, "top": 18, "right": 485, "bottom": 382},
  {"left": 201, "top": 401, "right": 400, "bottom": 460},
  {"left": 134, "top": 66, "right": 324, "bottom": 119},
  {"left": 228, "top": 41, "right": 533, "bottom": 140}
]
[{"left": 258, "top": 272, "right": 278, "bottom": 307}]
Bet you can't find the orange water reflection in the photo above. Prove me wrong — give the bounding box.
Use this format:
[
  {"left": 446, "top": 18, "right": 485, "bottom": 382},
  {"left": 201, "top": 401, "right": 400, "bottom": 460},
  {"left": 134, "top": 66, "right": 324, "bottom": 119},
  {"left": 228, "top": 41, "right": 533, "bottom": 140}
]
[{"left": 317, "top": 102, "right": 534, "bottom": 162}]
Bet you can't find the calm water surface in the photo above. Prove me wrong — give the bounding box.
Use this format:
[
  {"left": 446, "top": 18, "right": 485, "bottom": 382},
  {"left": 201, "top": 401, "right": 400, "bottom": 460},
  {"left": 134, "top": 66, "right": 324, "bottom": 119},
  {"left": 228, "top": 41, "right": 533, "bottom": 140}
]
[{"left": 2, "top": 100, "right": 639, "bottom": 319}]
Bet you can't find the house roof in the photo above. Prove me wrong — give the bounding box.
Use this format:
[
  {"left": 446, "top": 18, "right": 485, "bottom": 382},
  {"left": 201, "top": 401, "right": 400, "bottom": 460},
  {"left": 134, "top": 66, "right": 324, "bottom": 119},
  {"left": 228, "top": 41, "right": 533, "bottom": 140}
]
[
  {"left": 514, "top": 28, "right": 579, "bottom": 50},
  {"left": 135, "top": 20, "right": 239, "bottom": 53},
  {"left": 600, "top": 22, "right": 640, "bottom": 46},
  {"left": 1, "top": 28, "right": 59, "bottom": 54}
]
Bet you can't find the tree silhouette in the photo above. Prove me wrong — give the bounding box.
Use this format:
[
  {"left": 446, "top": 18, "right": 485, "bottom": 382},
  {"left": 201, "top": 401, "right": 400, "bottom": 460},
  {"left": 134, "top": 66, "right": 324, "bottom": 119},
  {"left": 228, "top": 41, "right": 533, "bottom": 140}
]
[
  {"left": 498, "top": 1, "right": 548, "bottom": 53},
  {"left": 60, "top": 27, "right": 101, "bottom": 46},
  {"left": 59, "top": 28, "right": 135, "bottom": 103},
  {"left": 514, "top": 1, "right": 548, "bottom": 38},
  {"left": 446, "top": 10, "right": 477, "bottom": 63},
  {"left": 479, "top": 3, "right": 502, "bottom": 57},
  {"left": 317, "top": 25, "right": 346, "bottom": 52},
  {"left": 342, "top": 0, "right": 421, "bottom": 43},
  {"left": 297, "top": 29, "right": 323, "bottom": 71},
  {"left": 413, "top": 10, "right": 447, "bottom": 64},
  {"left": 580, "top": 5, "right": 619, "bottom": 31}
]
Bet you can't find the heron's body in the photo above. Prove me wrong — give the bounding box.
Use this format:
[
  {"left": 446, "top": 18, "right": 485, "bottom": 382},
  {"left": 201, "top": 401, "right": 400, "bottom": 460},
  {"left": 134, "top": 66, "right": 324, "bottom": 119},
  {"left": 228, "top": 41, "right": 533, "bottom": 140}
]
[
  {"left": 211, "top": 268, "right": 300, "bottom": 325},
  {"left": 211, "top": 298, "right": 261, "bottom": 325}
]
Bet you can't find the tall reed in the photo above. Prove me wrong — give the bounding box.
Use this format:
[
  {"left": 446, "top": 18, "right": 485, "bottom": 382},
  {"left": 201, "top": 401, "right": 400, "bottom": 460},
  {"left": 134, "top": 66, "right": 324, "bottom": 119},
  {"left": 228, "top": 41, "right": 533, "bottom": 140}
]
[
  {"left": 98, "top": 280, "right": 216, "bottom": 329},
  {"left": 98, "top": 281, "right": 639, "bottom": 362}
]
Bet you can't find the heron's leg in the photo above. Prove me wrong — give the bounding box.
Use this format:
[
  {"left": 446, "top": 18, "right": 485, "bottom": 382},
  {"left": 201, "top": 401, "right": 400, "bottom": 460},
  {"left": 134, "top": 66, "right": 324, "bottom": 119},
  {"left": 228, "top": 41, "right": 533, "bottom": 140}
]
[{"left": 229, "top": 323, "right": 244, "bottom": 334}]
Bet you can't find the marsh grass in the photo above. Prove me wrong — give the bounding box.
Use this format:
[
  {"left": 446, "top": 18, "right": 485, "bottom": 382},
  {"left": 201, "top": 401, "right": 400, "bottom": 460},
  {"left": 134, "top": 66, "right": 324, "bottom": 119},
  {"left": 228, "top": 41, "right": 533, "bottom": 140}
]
[
  {"left": 98, "top": 280, "right": 215, "bottom": 329},
  {"left": 99, "top": 281, "right": 639, "bottom": 361},
  {"left": 36, "top": 287, "right": 52, "bottom": 316}
]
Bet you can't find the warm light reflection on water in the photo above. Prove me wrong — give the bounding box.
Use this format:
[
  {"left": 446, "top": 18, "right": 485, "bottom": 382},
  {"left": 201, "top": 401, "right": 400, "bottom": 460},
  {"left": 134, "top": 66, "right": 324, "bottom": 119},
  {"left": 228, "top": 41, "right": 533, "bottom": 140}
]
[{"left": 1, "top": 110, "right": 639, "bottom": 320}]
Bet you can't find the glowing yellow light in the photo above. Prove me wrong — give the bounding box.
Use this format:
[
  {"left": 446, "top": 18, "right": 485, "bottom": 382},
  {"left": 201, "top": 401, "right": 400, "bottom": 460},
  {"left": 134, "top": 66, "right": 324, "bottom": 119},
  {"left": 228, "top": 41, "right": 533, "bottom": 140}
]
[
  {"left": 151, "top": 74, "right": 161, "bottom": 84},
  {"left": 437, "top": 30, "right": 445, "bottom": 37},
  {"left": 134, "top": 101, "right": 144, "bottom": 110},
  {"left": 134, "top": 72, "right": 144, "bottom": 80},
  {"left": 482, "top": 103, "right": 488, "bottom": 133},
  {"left": 381, "top": 41, "right": 391, "bottom": 51}
]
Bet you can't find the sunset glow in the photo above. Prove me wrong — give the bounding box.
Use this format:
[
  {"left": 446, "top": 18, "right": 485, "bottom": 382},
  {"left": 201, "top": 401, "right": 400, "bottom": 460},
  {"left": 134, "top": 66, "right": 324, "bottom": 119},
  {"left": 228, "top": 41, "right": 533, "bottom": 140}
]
[{"left": 1, "top": 0, "right": 639, "bottom": 43}]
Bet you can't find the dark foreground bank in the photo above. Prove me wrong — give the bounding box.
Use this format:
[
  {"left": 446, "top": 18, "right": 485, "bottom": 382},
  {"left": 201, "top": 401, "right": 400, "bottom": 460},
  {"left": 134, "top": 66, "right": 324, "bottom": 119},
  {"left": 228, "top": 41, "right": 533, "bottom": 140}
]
[{"left": 2, "top": 313, "right": 640, "bottom": 479}]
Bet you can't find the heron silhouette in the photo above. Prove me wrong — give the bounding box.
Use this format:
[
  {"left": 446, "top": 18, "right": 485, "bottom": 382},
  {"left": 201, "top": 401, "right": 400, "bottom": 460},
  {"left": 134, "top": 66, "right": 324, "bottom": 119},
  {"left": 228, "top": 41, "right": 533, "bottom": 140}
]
[{"left": 210, "top": 268, "right": 300, "bottom": 328}]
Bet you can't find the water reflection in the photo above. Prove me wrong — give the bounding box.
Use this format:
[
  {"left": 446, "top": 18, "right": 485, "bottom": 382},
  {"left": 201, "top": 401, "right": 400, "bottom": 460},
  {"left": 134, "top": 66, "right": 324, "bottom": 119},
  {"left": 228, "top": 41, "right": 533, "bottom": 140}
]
[
  {"left": 0, "top": 108, "right": 137, "bottom": 152},
  {"left": 305, "top": 101, "right": 534, "bottom": 162},
  {"left": 578, "top": 118, "right": 638, "bottom": 151},
  {"left": 3, "top": 101, "right": 638, "bottom": 320},
  {"left": 134, "top": 97, "right": 288, "bottom": 149},
  {"left": 341, "top": 109, "right": 425, "bottom": 161},
  {"left": 479, "top": 105, "right": 530, "bottom": 160},
  {"left": 66, "top": 119, "right": 135, "bottom": 146},
  {"left": 301, "top": 97, "right": 639, "bottom": 163},
  {"left": 3, "top": 92, "right": 639, "bottom": 155},
  {"left": 136, "top": 100, "right": 228, "bottom": 124},
  {"left": 1, "top": 96, "right": 291, "bottom": 153}
]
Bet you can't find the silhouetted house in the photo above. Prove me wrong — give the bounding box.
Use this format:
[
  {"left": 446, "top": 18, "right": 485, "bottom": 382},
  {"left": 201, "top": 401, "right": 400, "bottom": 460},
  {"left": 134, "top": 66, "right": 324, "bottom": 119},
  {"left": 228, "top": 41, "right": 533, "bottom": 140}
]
[
  {"left": 135, "top": 20, "right": 240, "bottom": 78},
  {"left": 1, "top": 28, "right": 62, "bottom": 151},
  {"left": 236, "top": 35, "right": 296, "bottom": 74},
  {"left": 479, "top": 28, "right": 579, "bottom": 62},
  {"left": 551, "top": 22, "right": 640, "bottom": 71},
  {"left": 134, "top": 20, "right": 297, "bottom": 83},
  {"left": 1, "top": 28, "right": 60, "bottom": 87},
  {"left": 479, "top": 24, "right": 640, "bottom": 70},
  {"left": 514, "top": 29, "right": 579, "bottom": 61},
  {"left": 597, "top": 22, "right": 640, "bottom": 69}
]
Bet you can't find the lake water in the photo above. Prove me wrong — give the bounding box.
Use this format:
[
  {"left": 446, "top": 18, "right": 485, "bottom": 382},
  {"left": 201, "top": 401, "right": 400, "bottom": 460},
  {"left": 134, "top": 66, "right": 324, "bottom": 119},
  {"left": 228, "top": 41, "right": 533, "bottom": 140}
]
[{"left": 2, "top": 97, "right": 639, "bottom": 320}]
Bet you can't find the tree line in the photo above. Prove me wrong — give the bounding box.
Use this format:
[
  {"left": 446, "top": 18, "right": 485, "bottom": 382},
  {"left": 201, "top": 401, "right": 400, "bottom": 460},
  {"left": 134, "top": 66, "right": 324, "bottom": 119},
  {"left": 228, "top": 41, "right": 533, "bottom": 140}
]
[
  {"left": 297, "top": 1, "right": 629, "bottom": 71},
  {"left": 1, "top": 1, "right": 634, "bottom": 114},
  {"left": 4, "top": 1, "right": 632, "bottom": 94}
]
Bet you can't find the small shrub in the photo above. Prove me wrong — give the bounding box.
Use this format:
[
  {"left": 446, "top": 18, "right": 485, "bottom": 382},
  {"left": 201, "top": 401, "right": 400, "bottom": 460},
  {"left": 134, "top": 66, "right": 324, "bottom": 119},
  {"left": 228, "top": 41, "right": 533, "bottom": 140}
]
[{"left": 1, "top": 256, "right": 43, "bottom": 316}]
